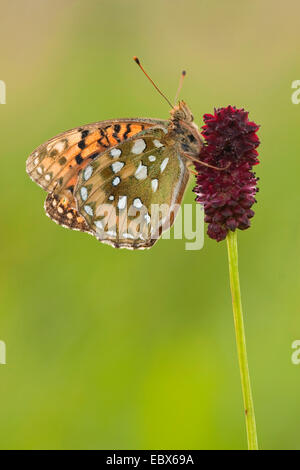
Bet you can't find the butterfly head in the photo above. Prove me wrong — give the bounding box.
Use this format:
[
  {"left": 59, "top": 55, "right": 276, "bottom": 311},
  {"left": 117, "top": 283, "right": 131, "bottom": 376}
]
[
  {"left": 170, "top": 101, "right": 203, "bottom": 158},
  {"left": 171, "top": 100, "right": 194, "bottom": 122}
]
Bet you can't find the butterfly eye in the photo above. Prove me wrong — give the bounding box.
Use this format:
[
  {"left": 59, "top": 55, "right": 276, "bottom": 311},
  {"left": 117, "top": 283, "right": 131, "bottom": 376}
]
[
  {"left": 188, "top": 134, "right": 196, "bottom": 143},
  {"left": 180, "top": 133, "right": 195, "bottom": 149}
]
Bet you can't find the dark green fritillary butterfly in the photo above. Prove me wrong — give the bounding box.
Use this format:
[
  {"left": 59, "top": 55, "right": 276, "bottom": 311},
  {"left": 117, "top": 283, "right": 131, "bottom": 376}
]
[{"left": 26, "top": 59, "right": 206, "bottom": 249}]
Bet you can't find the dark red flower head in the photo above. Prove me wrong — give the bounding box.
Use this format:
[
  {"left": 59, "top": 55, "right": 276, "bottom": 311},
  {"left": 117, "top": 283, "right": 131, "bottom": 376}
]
[{"left": 193, "top": 106, "right": 260, "bottom": 242}]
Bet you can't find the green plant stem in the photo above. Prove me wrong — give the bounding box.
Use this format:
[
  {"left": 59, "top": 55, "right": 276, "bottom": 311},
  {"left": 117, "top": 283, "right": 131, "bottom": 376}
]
[{"left": 226, "top": 230, "right": 258, "bottom": 450}]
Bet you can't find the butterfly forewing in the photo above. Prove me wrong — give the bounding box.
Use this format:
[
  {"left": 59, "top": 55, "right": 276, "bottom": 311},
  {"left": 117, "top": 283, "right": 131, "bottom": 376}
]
[
  {"left": 74, "top": 127, "right": 190, "bottom": 249},
  {"left": 26, "top": 119, "right": 163, "bottom": 197},
  {"left": 26, "top": 119, "right": 167, "bottom": 238}
]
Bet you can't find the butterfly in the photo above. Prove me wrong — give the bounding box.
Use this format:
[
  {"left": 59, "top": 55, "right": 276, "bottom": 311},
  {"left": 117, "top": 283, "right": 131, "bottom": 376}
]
[{"left": 26, "top": 58, "right": 209, "bottom": 250}]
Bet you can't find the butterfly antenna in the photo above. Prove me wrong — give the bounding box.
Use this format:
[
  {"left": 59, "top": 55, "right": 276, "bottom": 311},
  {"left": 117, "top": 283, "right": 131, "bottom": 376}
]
[
  {"left": 133, "top": 56, "right": 173, "bottom": 109},
  {"left": 174, "top": 70, "right": 186, "bottom": 104}
]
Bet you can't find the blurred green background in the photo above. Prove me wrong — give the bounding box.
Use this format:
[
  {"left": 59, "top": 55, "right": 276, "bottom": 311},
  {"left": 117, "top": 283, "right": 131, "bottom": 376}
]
[{"left": 0, "top": 0, "right": 299, "bottom": 450}]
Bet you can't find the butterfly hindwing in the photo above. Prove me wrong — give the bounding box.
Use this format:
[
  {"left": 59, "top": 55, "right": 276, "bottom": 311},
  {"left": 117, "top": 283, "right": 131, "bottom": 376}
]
[{"left": 74, "top": 126, "right": 190, "bottom": 249}]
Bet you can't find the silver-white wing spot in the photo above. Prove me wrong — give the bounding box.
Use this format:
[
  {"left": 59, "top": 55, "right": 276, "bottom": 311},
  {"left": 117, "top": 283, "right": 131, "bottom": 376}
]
[
  {"left": 131, "top": 139, "right": 146, "bottom": 154},
  {"left": 135, "top": 162, "right": 147, "bottom": 180},
  {"left": 118, "top": 196, "right": 127, "bottom": 210},
  {"left": 84, "top": 205, "right": 93, "bottom": 216},
  {"left": 80, "top": 187, "right": 88, "bottom": 201},
  {"left": 153, "top": 139, "right": 163, "bottom": 148},
  {"left": 110, "top": 148, "right": 122, "bottom": 158},
  {"left": 160, "top": 158, "right": 169, "bottom": 173},
  {"left": 151, "top": 179, "right": 158, "bottom": 192},
  {"left": 84, "top": 165, "right": 93, "bottom": 181},
  {"left": 112, "top": 176, "right": 121, "bottom": 186},
  {"left": 122, "top": 233, "right": 134, "bottom": 239},
  {"left": 111, "top": 161, "right": 124, "bottom": 173},
  {"left": 95, "top": 220, "right": 103, "bottom": 229},
  {"left": 148, "top": 155, "right": 156, "bottom": 162},
  {"left": 133, "top": 198, "right": 143, "bottom": 209}
]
